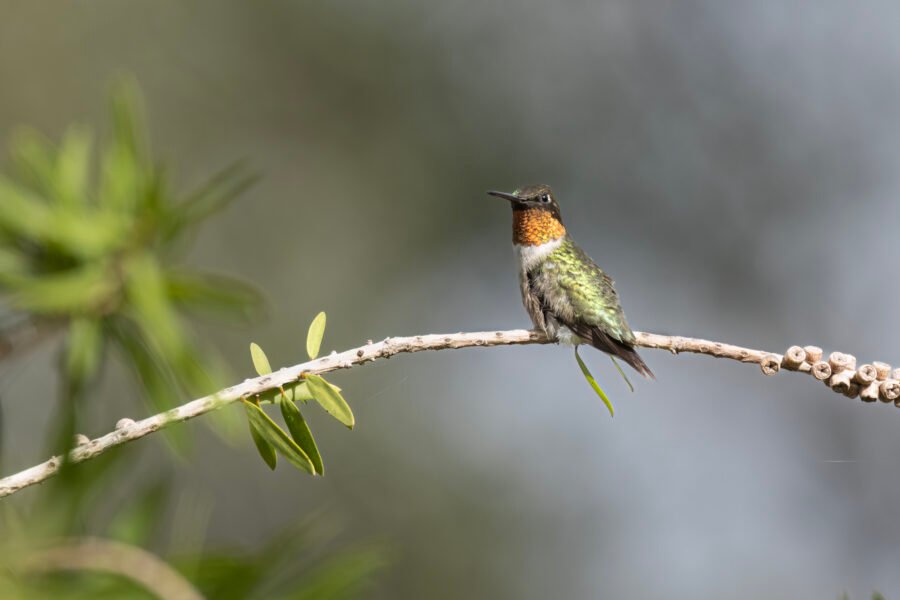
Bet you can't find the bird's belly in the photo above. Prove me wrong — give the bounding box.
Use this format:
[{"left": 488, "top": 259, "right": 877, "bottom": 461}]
[
  {"left": 553, "top": 325, "right": 580, "bottom": 346},
  {"left": 542, "top": 314, "right": 581, "bottom": 346}
]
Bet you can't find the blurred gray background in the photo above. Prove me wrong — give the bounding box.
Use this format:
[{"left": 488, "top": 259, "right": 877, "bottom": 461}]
[{"left": 2, "top": 0, "right": 900, "bottom": 597}]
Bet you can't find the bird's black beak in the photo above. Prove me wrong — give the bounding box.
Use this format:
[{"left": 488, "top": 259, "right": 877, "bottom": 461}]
[{"left": 487, "top": 190, "right": 523, "bottom": 204}]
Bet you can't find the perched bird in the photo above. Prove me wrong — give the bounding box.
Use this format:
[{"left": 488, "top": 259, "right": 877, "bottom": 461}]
[{"left": 488, "top": 184, "right": 653, "bottom": 379}]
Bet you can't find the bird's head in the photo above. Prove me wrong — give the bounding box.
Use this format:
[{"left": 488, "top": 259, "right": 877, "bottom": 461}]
[{"left": 488, "top": 184, "right": 566, "bottom": 246}]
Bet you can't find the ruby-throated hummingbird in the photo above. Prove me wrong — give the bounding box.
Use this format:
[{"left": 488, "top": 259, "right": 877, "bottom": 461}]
[{"left": 488, "top": 184, "right": 653, "bottom": 379}]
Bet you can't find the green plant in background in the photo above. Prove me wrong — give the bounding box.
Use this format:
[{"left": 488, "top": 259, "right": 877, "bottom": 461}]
[
  {"left": 0, "top": 76, "right": 360, "bottom": 476},
  {"left": 0, "top": 463, "right": 385, "bottom": 599},
  {"left": 0, "top": 77, "right": 260, "bottom": 452},
  {"left": 245, "top": 312, "right": 354, "bottom": 474},
  {"left": 0, "top": 80, "right": 383, "bottom": 597}
]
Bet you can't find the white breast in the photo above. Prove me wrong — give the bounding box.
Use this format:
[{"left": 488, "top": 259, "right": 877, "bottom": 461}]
[{"left": 513, "top": 238, "right": 563, "bottom": 271}]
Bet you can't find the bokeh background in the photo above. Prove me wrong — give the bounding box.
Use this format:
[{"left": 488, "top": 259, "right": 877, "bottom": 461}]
[{"left": 2, "top": 1, "right": 900, "bottom": 597}]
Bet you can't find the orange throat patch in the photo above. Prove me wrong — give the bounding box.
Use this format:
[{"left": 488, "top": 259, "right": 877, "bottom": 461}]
[{"left": 512, "top": 208, "right": 566, "bottom": 246}]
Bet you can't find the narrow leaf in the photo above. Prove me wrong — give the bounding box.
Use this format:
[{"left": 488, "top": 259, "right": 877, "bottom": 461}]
[
  {"left": 575, "top": 346, "right": 615, "bottom": 417},
  {"left": 279, "top": 395, "right": 324, "bottom": 475},
  {"left": 293, "top": 381, "right": 315, "bottom": 402},
  {"left": 9, "top": 264, "right": 117, "bottom": 315},
  {"left": 65, "top": 317, "right": 103, "bottom": 387},
  {"left": 8, "top": 127, "right": 56, "bottom": 195},
  {"left": 246, "top": 413, "right": 277, "bottom": 470},
  {"left": 165, "top": 270, "right": 263, "bottom": 321},
  {"left": 124, "top": 253, "right": 184, "bottom": 357},
  {"left": 242, "top": 400, "right": 315, "bottom": 474},
  {"left": 0, "top": 176, "right": 55, "bottom": 239},
  {"left": 306, "top": 311, "right": 327, "bottom": 359},
  {"left": 55, "top": 125, "right": 93, "bottom": 207},
  {"left": 249, "top": 343, "right": 272, "bottom": 376},
  {"left": 98, "top": 77, "right": 147, "bottom": 212},
  {"left": 166, "top": 162, "right": 259, "bottom": 236},
  {"left": 609, "top": 356, "right": 634, "bottom": 393},
  {"left": 306, "top": 374, "right": 354, "bottom": 429}
]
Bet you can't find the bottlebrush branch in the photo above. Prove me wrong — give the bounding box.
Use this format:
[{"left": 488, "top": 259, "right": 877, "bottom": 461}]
[{"left": 0, "top": 329, "right": 896, "bottom": 498}]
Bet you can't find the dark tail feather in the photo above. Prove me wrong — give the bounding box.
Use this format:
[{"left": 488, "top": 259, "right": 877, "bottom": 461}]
[
  {"left": 611, "top": 344, "right": 654, "bottom": 380},
  {"left": 588, "top": 329, "right": 655, "bottom": 380}
]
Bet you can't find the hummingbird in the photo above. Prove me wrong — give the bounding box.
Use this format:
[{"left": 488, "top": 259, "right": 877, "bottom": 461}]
[{"left": 488, "top": 184, "right": 653, "bottom": 379}]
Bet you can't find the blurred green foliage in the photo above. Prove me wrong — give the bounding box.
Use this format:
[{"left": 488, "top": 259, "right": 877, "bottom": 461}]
[
  {"left": 0, "top": 77, "right": 261, "bottom": 451},
  {"left": 0, "top": 463, "right": 385, "bottom": 599},
  {"left": 0, "top": 80, "right": 384, "bottom": 598}
]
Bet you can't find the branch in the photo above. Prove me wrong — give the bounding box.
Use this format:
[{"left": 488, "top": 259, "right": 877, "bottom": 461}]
[
  {"left": 1, "top": 329, "right": 897, "bottom": 498},
  {"left": 22, "top": 537, "right": 203, "bottom": 600}
]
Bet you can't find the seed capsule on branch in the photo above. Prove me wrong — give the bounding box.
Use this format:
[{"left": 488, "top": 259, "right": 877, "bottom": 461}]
[
  {"left": 879, "top": 380, "right": 900, "bottom": 402},
  {"left": 860, "top": 382, "right": 881, "bottom": 403},
  {"left": 872, "top": 362, "right": 892, "bottom": 380},
  {"left": 803, "top": 346, "right": 824, "bottom": 363},
  {"left": 854, "top": 364, "right": 877, "bottom": 385},
  {"left": 829, "top": 352, "right": 855, "bottom": 373},
  {"left": 782, "top": 346, "right": 806, "bottom": 370},
  {"left": 760, "top": 354, "right": 780, "bottom": 376},
  {"left": 828, "top": 370, "right": 854, "bottom": 395},
  {"left": 811, "top": 361, "right": 832, "bottom": 381}
]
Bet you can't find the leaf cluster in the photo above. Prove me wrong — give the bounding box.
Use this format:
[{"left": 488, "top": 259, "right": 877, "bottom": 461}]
[
  {"left": 0, "top": 78, "right": 261, "bottom": 447},
  {"left": 245, "top": 312, "right": 354, "bottom": 475}
]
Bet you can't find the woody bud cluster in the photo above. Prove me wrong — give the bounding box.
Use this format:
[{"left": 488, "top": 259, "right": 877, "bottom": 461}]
[{"left": 778, "top": 345, "right": 900, "bottom": 406}]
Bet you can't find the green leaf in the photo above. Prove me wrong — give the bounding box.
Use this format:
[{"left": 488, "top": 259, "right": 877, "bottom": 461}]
[
  {"left": 249, "top": 343, "right": 272, "bottom": 376},
  {"left": 279, "top": 395, "right": 324, "bottom": 475},
  {"left": 609, "top": 356, "right": 634, "bottom": 393},
  {"left": 575, "top": 346, "right": 615, "bottom": 417},
  {"left": 243, "top": 400, "right": 315, "bottom": 474},
  {"left": 9, "top": 264, "right": 117, "bottom": 315},
  {"left": 292, "top": 381, "right": 315, "bottom": 402},
  {"left": 8, "top": 127, "right": 56, "bottom": 195},
  {"left": 125, "top": 255, "right": 218, "bottom": 397},
  {"left": 65, "top": 317, "right": 103, "bottom": 387},
  {"left": 166, "top": 162, "right": 258, "bottom": 236},
  {"left": 0, "top": 176, "right": 54, "bottom": 239},
  {"left": 306, "top": 311, "right": 326, "bottom": 359},
  {"left": 55, "top": 125, "right": 93, "bottom": 207},
  {"left": 109, "top": 77, "right": 146, "bottom": 161},
  {"left": 52, "top": 209, "right": 131, "bottom": 258},
  {"left": 0, "top": 176, "right": 129, "bottom": 258},
  {"left": 124, "top": 253, "right": 184, "bottom": 357},
  {"left": 246, "top": 412, "right": 277, "bottom": 470},
  {"left": 98, "top": 78, "right": 147, "bottom": 212},
  {"left": 165, "top": 270, "right": 263, "bottom": 321},
  {"left": 306, "top": 374, "right": 354, "bottom": 429}
]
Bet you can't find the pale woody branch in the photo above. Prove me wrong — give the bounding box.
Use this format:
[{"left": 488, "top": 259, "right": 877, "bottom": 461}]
[
  {"left": 23, "top": 537, "right": 203, "bottom": 600},
  {"left": 0, "top": 329, "right": 896, "bottom": 498}
]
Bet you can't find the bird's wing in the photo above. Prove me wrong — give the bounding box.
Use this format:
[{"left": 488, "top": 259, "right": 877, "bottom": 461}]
[
  {"left": 520, "top": 269, "right": 548, "bottom": 333},
  {"left": 548, "top": 242, "right": 634, "bottom": 344},
  {"left": 535, "top": 242, "right": 654, "bottom": 378}
]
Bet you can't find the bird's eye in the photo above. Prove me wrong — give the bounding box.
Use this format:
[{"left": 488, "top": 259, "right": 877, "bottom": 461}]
[{"left": 540, "top": 194, "right": 550, "bottom": 203}]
